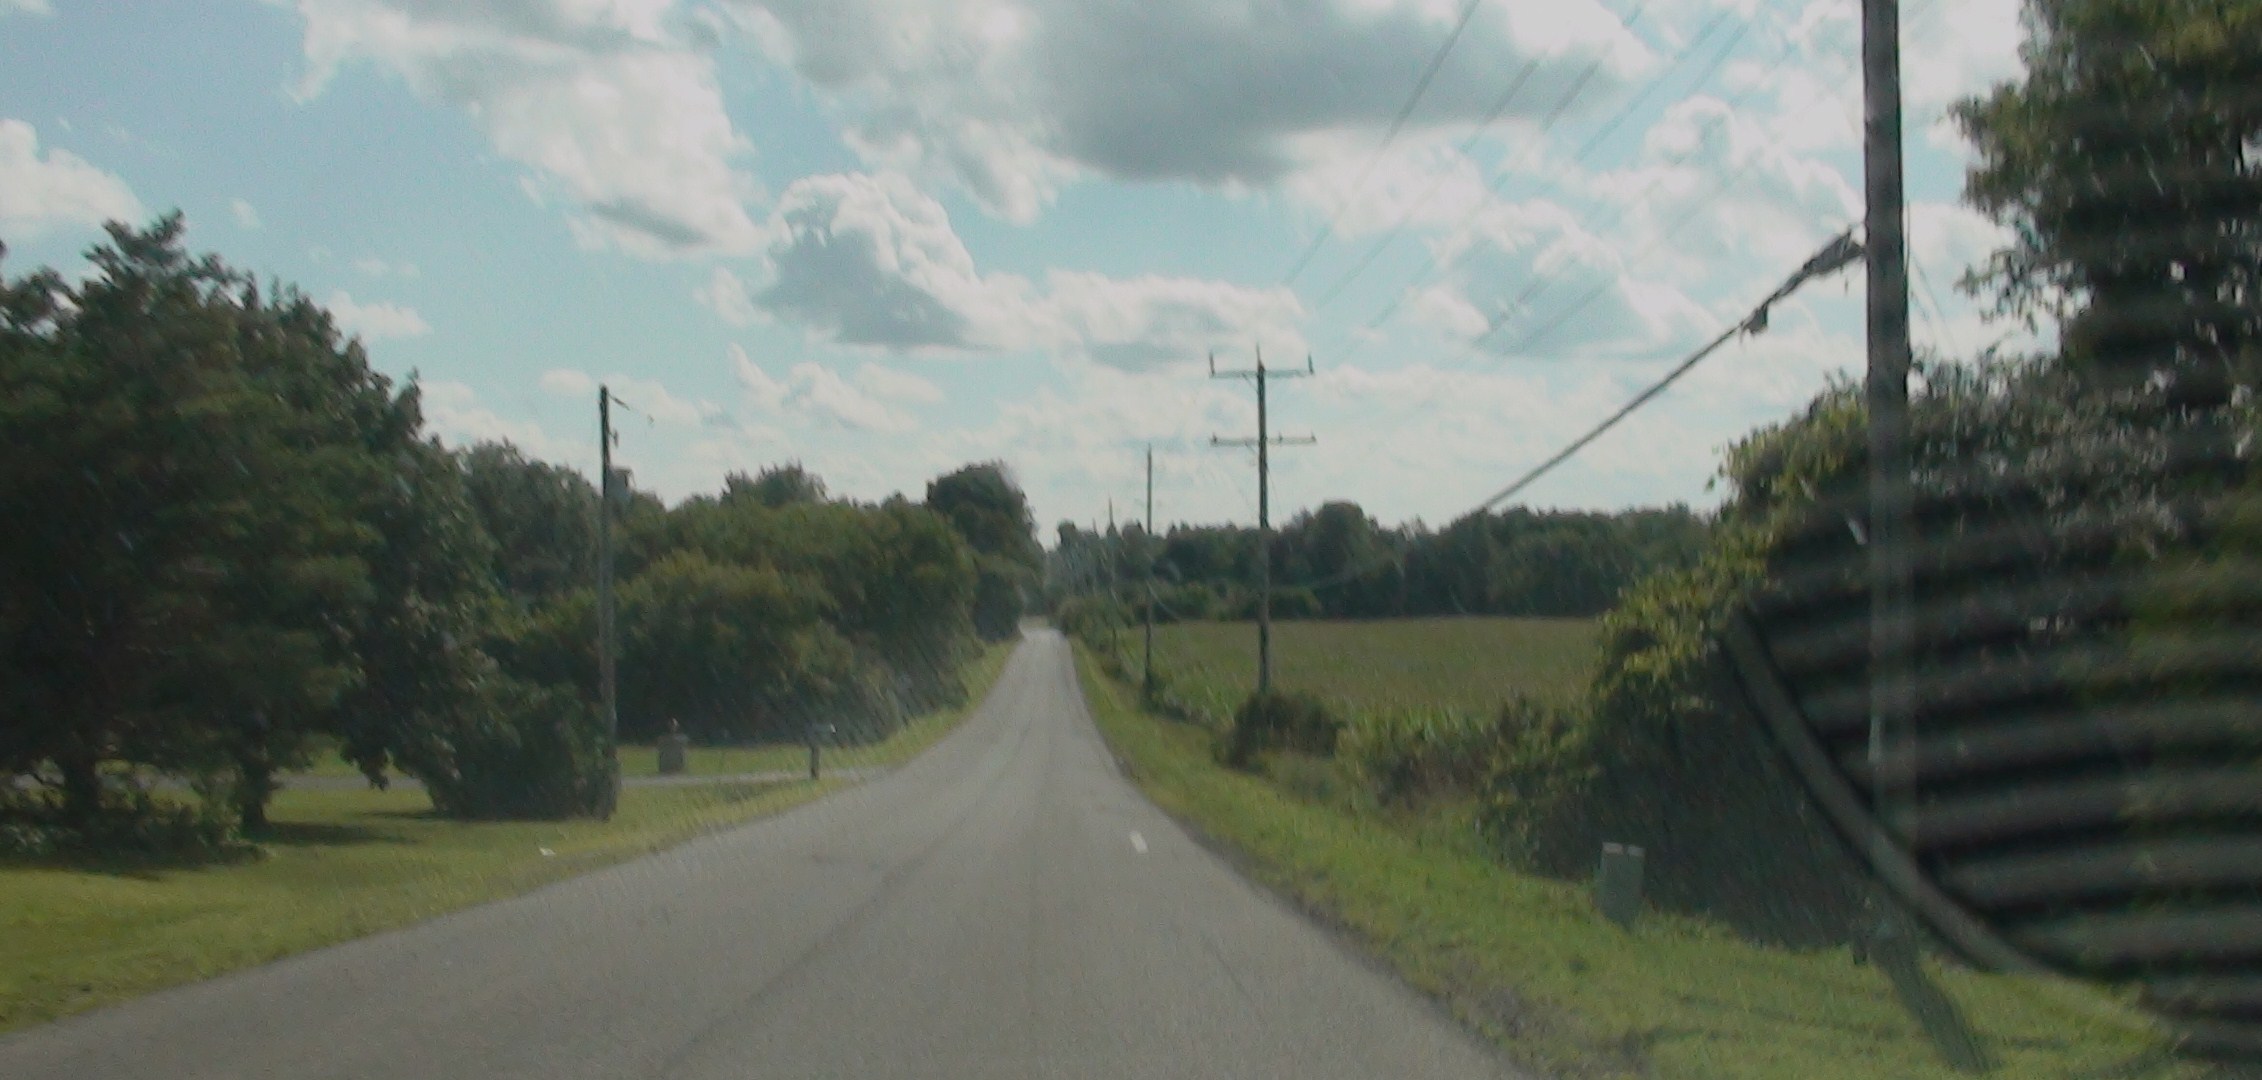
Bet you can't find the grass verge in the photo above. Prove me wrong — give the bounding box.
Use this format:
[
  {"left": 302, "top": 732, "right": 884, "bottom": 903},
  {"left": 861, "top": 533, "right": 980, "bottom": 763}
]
[
  {"left": 0, "top": 639, "right": 1015, "bottom": 1034},
  {"left": 1074, "top": 643, "right": 2200, "bottom": 1080}
]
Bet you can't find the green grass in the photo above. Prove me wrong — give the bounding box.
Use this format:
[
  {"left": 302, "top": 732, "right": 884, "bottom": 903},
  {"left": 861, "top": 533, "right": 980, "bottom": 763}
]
[
  {"left": 1075, "top": 644, "right": 2198, "bottom": 1080},
  {"left": 0, "top": 640, "right": 1015, "bottom": 1034},
  {"left": 1145, "top": 617, "right": 1599, "bottom": 721}
]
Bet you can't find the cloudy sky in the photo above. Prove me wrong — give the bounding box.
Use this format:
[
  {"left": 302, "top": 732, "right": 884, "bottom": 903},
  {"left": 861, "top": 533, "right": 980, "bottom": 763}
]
[{"left": 0, "top": 0, "right": 2033, "bottom": 536}]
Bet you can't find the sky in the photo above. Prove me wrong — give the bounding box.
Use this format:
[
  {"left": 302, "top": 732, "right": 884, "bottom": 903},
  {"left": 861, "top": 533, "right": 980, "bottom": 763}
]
[{"left": 0, "top": 0, "right": 2039, "bottom": 538}]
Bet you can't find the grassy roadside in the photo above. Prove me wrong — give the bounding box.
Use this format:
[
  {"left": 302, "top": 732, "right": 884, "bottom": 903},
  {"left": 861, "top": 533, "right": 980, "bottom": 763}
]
[
  {"left": 0, "top": 639, "right": 1015, "bottom": 1034},
  {"left": 1073, "top": 644, "right": 2196, "bottom": 1080}
]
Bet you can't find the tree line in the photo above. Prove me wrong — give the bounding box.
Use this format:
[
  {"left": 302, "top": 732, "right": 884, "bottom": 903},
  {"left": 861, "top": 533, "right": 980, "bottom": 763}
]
[
  {"left": 1048, "top": 500, "right": 1707, "bottom": 622},
  {"left": 0, "top": 217, "right": 1041, "bottom": 848}
]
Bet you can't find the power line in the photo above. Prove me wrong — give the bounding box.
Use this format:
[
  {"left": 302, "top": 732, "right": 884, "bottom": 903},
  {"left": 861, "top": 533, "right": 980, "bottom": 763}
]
[
  {"left": 1298, "top": 0, "right": 1659, "bottom": 325},
  {"left": 1488, "top": 55, "right": 1862, "bottom": 356},
  {"left": 1311, "top": 0, "right": 1748, "bottom": 315},
  {"left": 1477, "top": 228, "right": 1863, "bottom": 512},
  {"left": 1321, "top": 2, "right": 1807, "bottom": 372},
  {"left": 1279, "top": 228, "right": 1864, "bottom": 597},
  {"left": 1280, "top": 0, "right": 1488, "bottom": 285}
]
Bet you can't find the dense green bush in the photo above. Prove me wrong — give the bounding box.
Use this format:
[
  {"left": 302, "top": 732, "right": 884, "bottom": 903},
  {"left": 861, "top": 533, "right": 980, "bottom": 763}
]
[
  {"left": 1344, "top": 702, "right": 1515, "bottom": 807},
  {"left": 0, "top": 779, "right": 245, "bottom": 860},
  {"left": 1055, "top": 594, "right": 1132, "bottom": 647},
  {"left": 410, "top": 675, "right": 619, "bottom": 821},
  {"left": 1480, "top": 362, "right": 2204, "bottom": 943},
  {"left": 1220, "top": 690, "right": 1341, "bottom": 770},
  {"left": 972, "top": 556, "right": 1027, "bottom": 642}
]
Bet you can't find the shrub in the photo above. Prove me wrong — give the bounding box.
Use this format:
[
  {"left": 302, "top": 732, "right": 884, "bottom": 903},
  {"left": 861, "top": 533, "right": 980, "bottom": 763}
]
[
  {"left": 0, "top": 776, "right": 245, "bottom": 861},
  {"left": 409, "top": 676, "right": 620, "bottom": 821},
  {"left": 1343, "top": 702, "right": 1509, "bottom": 807},
  {"left": 1055, "top": 594, "right": 1131, "bottom": 649},
  {"left": 1220, "top": 689, "right": 1341, "bottom": 770},
  {"left": 972, "top": 557, "right": 1026, "bottom": 642}
]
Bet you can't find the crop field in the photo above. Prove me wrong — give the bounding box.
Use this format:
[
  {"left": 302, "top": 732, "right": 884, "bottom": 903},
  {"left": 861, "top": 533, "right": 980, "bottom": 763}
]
[{"left": 1140, "top": 617, "right": 1600, "bottom": 720}]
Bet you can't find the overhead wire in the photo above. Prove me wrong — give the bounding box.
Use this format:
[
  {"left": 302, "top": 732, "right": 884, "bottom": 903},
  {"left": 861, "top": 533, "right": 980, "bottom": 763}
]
[
  {"left": 1281, "top": 226, "right": 1865, "bottom": 596},
  {"left": 1490, "top": 45, "right": 1862, "bottom": 356},
  {"left": 1308, "top": 0, "right": 1654, "bottom": 313},
  {"left": 1321, "top": 0, "right": 1795, "bottom": 371},
  {"left": 1280, "top": 0, "right": 1490, "bottom": 286},
  {"left": 1322, "top": 40, "right": 1864, "bottom": 445},
  {"left": 1310, "top": 0, "right": 1743, "bottom": 315}
]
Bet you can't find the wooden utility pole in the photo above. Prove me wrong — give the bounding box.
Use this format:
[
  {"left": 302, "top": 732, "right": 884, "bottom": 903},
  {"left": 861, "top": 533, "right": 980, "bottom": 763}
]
[
  {"left": 1108, "top": 498, "right": 1121, "bottom": 654},
  {"left": 1143, "top": 444, "right": 1156, "bottom": 697},
  {"left": 1862, "top": 0, "right": 1914, "bottom": 835},
  {"left": 1212, "top": 347, "right": 1316, "bottom": 695},
  {"left": 597, "top": 387, "right": 621, "bottom": 783},
  {"left": 1863, "top": 3, "right": 1987, "bottom": 1072}
]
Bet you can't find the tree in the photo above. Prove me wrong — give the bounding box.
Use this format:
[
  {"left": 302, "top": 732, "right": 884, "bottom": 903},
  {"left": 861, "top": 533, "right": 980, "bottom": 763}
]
[
  {"left": 1956, "top": 0, "right": 2262, "bottom": 403},
  {"left": 926, "top": 462, "right": 1039, "bottom": 640},
  {"left": 0, "top": 219, "right": 404, "bottom": 831},
  {"left": 925, "top": 462, "right": 1041, "bottom": 571},
  {"left": 723, "top": 463, "right": 828, "bottom": 508},
  {"left": 459, "top": 442, "right": 598, "bottom": 608},
  {"left": 617, "top": 551, "right": 847, "bottom": 742}
]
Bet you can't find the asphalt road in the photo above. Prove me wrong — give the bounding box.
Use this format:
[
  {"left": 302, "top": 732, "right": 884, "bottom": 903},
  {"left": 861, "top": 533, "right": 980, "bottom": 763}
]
[{"left": 0, "top": 629, "right": 1519, "bottom": 1080}]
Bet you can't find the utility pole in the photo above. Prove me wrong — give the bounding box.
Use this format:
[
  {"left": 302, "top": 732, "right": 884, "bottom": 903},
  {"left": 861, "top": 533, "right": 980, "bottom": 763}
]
[
  {"left": 1212, "top": 346, "right": 1316, "bottom": 695},
  {"left": 1107, "top": 498, "right": 1121, "bottom": 654},
  {"left": 597, "top": 387, "right": 621, "bottom": 795},
  {"left": 1143, "top": 444, "right": 1156, "bottom": 698},
  {"left": 1862, "top": 4, "right": 1987, "bottom": 1072},
  {"left": 1862, "top": 0, "right": 1914, "bottom": 844}
]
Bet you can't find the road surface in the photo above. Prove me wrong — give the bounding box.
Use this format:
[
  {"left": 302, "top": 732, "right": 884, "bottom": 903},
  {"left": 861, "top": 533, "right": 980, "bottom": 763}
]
[{"left": 0, "top": 629, "right": 1519, "bottom": 1079}]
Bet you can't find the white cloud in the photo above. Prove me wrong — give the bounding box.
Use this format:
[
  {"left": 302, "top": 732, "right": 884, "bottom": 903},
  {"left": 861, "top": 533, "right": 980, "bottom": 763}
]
[
  {"left": 601, "top": 373, "right": 707, "bottom": 426},
  {"left": 539, "top": 368, "right": 596, "bottom": 397},
  {"left": 1908, "top": 201, "right": 2007, "bottom": 291},
  {"left": 0, "top": 119, "right": 144, "bottom": 237},
  {"left": 418, "top": 379, "right": 583, "bottom": 463},
  {"left": 538, "top": 367, "right": 705, "bottom": 425},
  {"left": 1283, "top": 140, "right": 1491, "bottom": 238},
  {"left": 1904, "top": 0, "right": 2024, "bottom": 119},
  {"left": 856, "top": 362, "right": 944, "bottom": 404},
  {"left": 230, "top": 198, "right": 262, "bottom": 229},
  {"left": 1415, "top": 197, "right": 1715, "bottom": 357},
  {"left": 2, "top": 0, "right": 53, "bottom": 15},
  {"left": 728, "top": 347, "right": 916, "bottom": 432},
  {"left": 1604, "top": 96, "right": 1861, "bottom": 270},
  {"left": 325, "top": 290, "right": 432, "bottom": 340},
  {"left": 728, "top": 0, "right": 1651, "bottom": 221},
  {"left": 280, "top": 0, "right": 762, "bottom": 256},
  {"left": 1039, "top": 269, "right": 1308, "bottom": 370},
  {"left": 354, "top": 256, "right": 420, "bottom": 278},
  {"left": 730, "top": 344, "right": 790, "bottom": 411},
  {"left": 694, "top": 265, "right": 759, "bottom": 326},
  {"left": 784, "top": 361, "right": 916, "bottom": 431},
  {"left": 751, "top": 171, "right": 1307, "bottom": 367}
]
